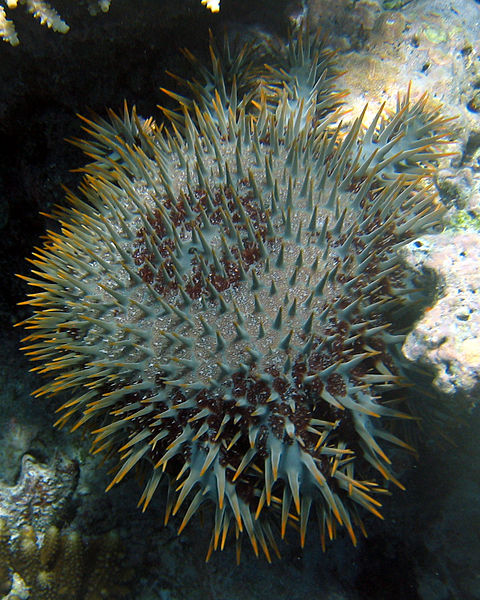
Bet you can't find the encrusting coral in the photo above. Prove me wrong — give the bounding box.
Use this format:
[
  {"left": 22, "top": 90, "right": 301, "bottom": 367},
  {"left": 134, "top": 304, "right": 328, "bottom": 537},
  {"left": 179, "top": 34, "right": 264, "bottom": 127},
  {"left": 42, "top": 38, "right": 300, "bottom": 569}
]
[
  {"left": 0, "top": 518, "right": 131, "bottom": 600},
  {"left": 0, "top": 0, "right": 218, "bottom": 45},
  {"left": 18, "top": 26, "right": 450, "bottom": 561},
  {"left": 0, "top": 453, "right": 79, "bottom": 535}
]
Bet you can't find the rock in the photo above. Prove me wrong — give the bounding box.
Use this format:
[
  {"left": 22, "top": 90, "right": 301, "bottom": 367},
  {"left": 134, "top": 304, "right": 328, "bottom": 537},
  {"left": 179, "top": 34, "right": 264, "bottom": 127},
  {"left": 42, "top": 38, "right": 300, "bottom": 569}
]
[
  {"left": 0, "top": 454, "right": 79, "bottom": 535},
  {"left": 402, "top": 231, "right": 480, "bottom": 410}
]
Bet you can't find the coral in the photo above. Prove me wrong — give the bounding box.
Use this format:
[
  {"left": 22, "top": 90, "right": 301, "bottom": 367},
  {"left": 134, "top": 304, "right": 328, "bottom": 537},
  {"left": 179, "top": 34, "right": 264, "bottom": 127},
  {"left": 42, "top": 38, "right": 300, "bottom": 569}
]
[
  {"left": 19, "top": 28, "right": 449, "bottom": 560},
  {"left": 447, "top": 208, "right": 480, "bottom": 231},
  {"left": 201, "top": 0, "right": 220, "bottom": 12},
  {"left": 0, "top": 0, "right": 217, "bottom": 45},
  {"left": 1, "top": 0, "right": 70, "bottom": 45},
  {"left": 383, "top": 0, "right": 410, "bottom": 8},
  {"left": 0, "top": 4, "right": 18, "bottom": 45},
  {"left": 0, "top": 518, "right": 131, "bottom": 600},
  {"left": 307, "top": 0, "right": 383, "bottom": 49},
  {"left": 0, "top": 454, "right": 132, "bottom": 598},
  {"left": 402, "top": 231, "right": 480, "bottom": 407},
  {"left": 0, "top": 454, "right": 79, "bottom": 533}
]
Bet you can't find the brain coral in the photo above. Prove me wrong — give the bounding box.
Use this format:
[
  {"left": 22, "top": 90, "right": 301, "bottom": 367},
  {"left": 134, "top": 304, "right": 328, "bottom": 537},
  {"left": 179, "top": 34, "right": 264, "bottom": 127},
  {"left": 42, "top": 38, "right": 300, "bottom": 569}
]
[{"left": 19, "top": 28, "right": 448, "bottom": 560}]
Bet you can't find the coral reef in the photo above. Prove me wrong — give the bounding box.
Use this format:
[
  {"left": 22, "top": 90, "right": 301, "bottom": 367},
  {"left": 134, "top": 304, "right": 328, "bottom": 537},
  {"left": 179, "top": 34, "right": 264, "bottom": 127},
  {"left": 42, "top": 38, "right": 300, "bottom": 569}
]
[
  {"left": 19, "top": 27, "right": 449, "bottom": 561},
  {"left": 0, "top": 448, "right": 134, "bottom": 598},
  {"left": 317, "top": 0, "right": 480, "bottom": 411},
  {"left": 330, "top": 0, "right": 476, "bottom": 139},
  {"left": 307, "top": 0, "right": 384, "bottom": 49},
  {"left": 0, "top": 518, "right": 131, "bottom": 600}
]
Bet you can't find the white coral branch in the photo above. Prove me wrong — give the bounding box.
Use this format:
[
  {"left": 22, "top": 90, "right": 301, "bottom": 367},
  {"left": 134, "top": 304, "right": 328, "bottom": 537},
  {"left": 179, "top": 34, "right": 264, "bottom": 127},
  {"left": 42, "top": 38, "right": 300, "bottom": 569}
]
[
  {"left": 0, "top": 4, "right": 19, "bottom": 44},
  {"left": 1, "top": 0, "right": 72, "bottom": 43},
  {"left": 87, "top": 0, "right": 111, "bottom": 16},
  {"left": 24, "top": 0, "right": 69, "bottom": 32},
  {"left": 0, "top": 0, "right": 220, "bottom": 45},
  {"left": 201, "top": 0, "right": 220, "bottom": 12}
]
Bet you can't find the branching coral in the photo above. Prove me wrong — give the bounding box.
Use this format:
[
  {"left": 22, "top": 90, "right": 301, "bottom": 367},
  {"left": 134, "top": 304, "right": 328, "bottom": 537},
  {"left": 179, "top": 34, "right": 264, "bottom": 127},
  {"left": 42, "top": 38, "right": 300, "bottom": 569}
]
[
  {"left": 201, "top": 0, "right": 220, "bottom": 12},
  {"left": 0, "top": 0, "right": 217, "bottom": 45},
  {"left": 1, "top": 0, "right": 70, "bottom": 45}
]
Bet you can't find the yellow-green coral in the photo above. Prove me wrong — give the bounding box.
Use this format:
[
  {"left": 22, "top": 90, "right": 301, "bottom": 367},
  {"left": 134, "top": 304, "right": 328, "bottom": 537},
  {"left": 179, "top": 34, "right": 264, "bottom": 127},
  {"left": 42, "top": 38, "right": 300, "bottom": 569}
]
[
  {"left": 0, "top": 0, "right": 218, "bottom": 45},
  {"left": 0, "top": 518, "right": 131, "bottom": 600},
  {"left": 447, "top": 209, "right": 480, "bottom": 232}
]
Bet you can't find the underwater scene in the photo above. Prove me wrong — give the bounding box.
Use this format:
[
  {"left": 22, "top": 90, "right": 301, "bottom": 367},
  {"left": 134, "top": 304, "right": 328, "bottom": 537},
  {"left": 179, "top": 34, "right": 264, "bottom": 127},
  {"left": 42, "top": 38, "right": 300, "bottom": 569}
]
[{"left": 0, "top": 0, "right": 479, "bottom": 598}]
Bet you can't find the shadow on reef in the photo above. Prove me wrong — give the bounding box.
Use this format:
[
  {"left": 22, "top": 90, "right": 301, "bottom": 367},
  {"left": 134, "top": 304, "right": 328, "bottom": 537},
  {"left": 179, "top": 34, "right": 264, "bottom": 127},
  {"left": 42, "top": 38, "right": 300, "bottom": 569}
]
[{"left": 355, "top": 534, "right": 421, "bottom": 600}]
